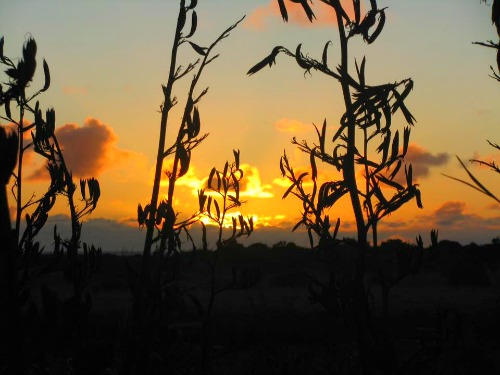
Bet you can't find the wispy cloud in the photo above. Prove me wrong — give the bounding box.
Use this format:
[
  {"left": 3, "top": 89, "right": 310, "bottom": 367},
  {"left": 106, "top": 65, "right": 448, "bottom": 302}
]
[
  {"left": 28, "top": 117, "right": 142, "bottom": 181},
  {"left": 245, "top": 0, "right": 358, "bottom": 30}
]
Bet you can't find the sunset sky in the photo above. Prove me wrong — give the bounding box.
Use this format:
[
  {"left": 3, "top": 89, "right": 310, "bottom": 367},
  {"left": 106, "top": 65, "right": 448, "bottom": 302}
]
[{"left": 2, "top": 0, "right": 500, "bottom": 252}]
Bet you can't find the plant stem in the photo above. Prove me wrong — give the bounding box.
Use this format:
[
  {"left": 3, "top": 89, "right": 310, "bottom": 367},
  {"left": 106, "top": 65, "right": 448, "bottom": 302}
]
[
  {"left": 143, "top": 0, "right": 185, "bottom": 261},
  {"left": 333, "top": 3, "right": 369, "bottom": 373},
  {"left": 15, "top": 94, "right": 25, "bottom": 245}
]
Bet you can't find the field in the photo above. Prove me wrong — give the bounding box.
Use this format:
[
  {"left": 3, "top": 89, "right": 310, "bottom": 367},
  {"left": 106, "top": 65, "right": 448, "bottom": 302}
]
[{"left": 21, "top": 241, "right": 500, "bottom": 374}]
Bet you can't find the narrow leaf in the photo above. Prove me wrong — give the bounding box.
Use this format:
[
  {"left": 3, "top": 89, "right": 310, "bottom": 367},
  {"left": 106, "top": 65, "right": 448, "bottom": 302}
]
[
  {"left": 185, "top": 11, "right": 198, "bottom": 38},
  {"left": 390, "top": 130, "right": 399, "bottom": 161},
  {"left": 80, "top": 179, "right": 86, "bottom": 200},
  {"left": 177, "top": 143, "right": 191, "bottom": 178},
  {"left": 41, "top": 59, "right": 50, "bottom": 92},
  {"left": 189, "top": 41, "right": 207, "bottom": 56},
  {"left": 277, "top": 0, "right": 288, "bottom": 22},
  {"left": 406, "top": 164, "right": 413, "bottom": 187},
  {"left": 191, "top": 106, "right": 201, "bottom": 137},
  {"left": 310, "top": 153, "right": 317, "bottom": 181},
  {"left": 377, "top": 174, "right": 404, "bottom": 190},
  {"left": 214, "top": 199, "right": 220, "bottom": 221},
  {"left": 322, "top": 41, "right": 332, "bottom": 67},
  {"left": 402, "top": 127, "right": 411, "bottom": 157},
  {"left": 367, "top": 9, "right": 386, "bottom": 44}
]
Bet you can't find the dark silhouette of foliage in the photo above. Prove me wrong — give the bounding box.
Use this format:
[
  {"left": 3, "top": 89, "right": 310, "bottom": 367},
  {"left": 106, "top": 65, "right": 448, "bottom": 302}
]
[
  {"left": 129, "top": 1, "right": 246, "bottom": 373},
  {"left": 249, "top": 1, "right": 422, "bottom": 372},
  {"left": 0, "top": 36, "right": 101, "bottom": 374},
  {"left": 444, "top": 0, "right": 500, "bottom": 203}
]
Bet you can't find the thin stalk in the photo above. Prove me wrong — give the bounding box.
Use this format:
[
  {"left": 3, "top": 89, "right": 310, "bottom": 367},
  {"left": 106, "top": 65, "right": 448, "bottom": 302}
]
[
  {"left": 15, "top": 95, "right": 25, "bottom": 245},
  {"left": 143, "top": 0, "right": 185, "bottom": 260},
  {"left": 333, "top": 3, "right": 369, "bottom": 373}
]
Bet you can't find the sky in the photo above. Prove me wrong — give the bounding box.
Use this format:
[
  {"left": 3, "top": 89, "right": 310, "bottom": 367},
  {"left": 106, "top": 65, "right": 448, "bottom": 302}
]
[{"left": 1, "top": 0, "right": 500, "bottom": 252}]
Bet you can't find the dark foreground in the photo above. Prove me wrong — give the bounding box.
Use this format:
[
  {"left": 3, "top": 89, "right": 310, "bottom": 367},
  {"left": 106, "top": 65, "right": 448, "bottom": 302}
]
[{"left": 6, "top": 241, "right": 500, "bottom": 374}]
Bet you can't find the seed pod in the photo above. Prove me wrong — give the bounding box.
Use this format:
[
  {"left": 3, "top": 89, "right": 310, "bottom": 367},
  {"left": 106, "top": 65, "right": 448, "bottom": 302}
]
[
  {"left": 41, "top": 59, "right": 50, "bottom": 92},
  {"left": 185, "top": 11, "right": 198, "bottom": 38}
]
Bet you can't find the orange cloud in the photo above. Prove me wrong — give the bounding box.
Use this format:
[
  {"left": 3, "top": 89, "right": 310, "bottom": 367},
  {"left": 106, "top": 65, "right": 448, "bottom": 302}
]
[
  {"left": 28, "top": 117, "right": 137, "bottom": 181},
  {"left": 274, "top": 118, "right": 311, "bottom": 133},
  {"left": 245, "top": 0, "right": 358, "bottom": 30}
]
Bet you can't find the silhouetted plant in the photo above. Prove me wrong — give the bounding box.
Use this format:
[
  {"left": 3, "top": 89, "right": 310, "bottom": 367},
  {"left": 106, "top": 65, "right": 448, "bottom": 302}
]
[
  {"left": 199, "top": 149, "right": 254, "bottom": 249},
  {"left": 135, "top": 0, "right": 244, "bottom": 303},
  {"left": 249, "top": 1, "right": 422, "bottom": 372},
  {"left": 477, "top": 0, "right": 499, "bottom": 81},
  {"left": 186, "top": 150, "right": 256, "bottom": 374},
  {"left": 0, "top": 36, "right": 101, "bottom": 373},
  {"left": 444, "top": 1, "right": 500, "bottom": 203},
  {"left": 129, "top": 1, "right": 245, "bottom": 372}
]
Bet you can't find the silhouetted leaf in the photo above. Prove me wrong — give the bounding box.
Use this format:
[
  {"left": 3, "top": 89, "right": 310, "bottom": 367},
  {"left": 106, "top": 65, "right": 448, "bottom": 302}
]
[
  {"left": 332, "top": 122, "right": 347, "bottom": 144},
  {"left": 239, "top": 215, "right": 245, "bottom": 235},
  {"left": 0, "top": 36, "right": 3, "bottom": 59},
  {"left": 372, "top": 178, "right": 388, "bottom": 206},
  {"left": 185, "top": 11, "right": 198, "bottom": 38},
  {"left": 87, "top": 178, "right": 101, "bottom": 208},
  {"left": 5, "top": 98, "right": 11, "bottom": 118},
  {"left": 233, "top": 149, "right": 240, "bottom": 169},
  {"left": 80, "top": 179, "right": 86, "bottom": 200},
  {"left": 367, "top": 9, "right": 386, "bottom": 44},
  {"left": 295, "top": 44, "right": 310, "bottom": 70},
  {"left": 191, "top": 106, "right": 201, "bottom": 137},
  {"left": 377, "top": 174, "right": 404, "bottom": 190},
  {"left": 138, "top": 204, "right": 145, "bottom": 226},
  {"left": 189, "top": 41, "right": 207, "bottom": 56},
  {"left": 322, "top": 41, "right": 332, "bottom": 66},
  {"left": 179, "top": 8, "right": 187, "bottom": 31},
  {"left": 354, "top": 0, "right": 361, "bottom": 24},
  {"left": 390, "top": 130, "right": 399, "bottom": 161},
  {"left": 277, "top": 0, "right": 288, "bottom": 21},
  {"left": 320, "top": 119, "right": 326, "bottom": 154},
  {"left": 292, "top": 219, "right": 303, "bottom": 232},
  {"left": 187, "top": 0, "right": 197, "bottom": 10},
  {"left": 415, "top": 188, "right": 423, "bottom": 208},
  {"left": 41, "top": 59, "right": 50, "bottom": 92},
  {"left": 392, "top": 90, "right": 416, "bottom": 125},
  {"left": 405, "top": 164, "right": 413, "bottom": 187},
  {"left": 332, "top": 217, "right": 340, "bottom": 240},
  {"left": 280, "top": 156, "right": 286, "bottom": 176},
  {"left": 214, "top": 199, "right": 220, "bottom": 221},
  {"left": 389, "top": 159, "right": 402, "bottom": 179},
  {"left": 310, "top": 152, "right": 317, "bottom": 181},
  {"left": 207, "top": 196, "right": 212, "bottom": 216},
  {"left": 294, "top": 0, "right": 315, "bottom": 22},
  {"left": 307, "top": 228, "right": 314, "bottom": 249},
  {"left": 282, "top": 182, "right": 296, "bottom": 200},
  {"left": 247, "top": 46, "right": 283, "bottom": 75},
  {"left": 232, "top": 216, "right": 237, "bottom": 237},
  {"left": 178, "top": 143, "right": 191, "bottom": 177},
  {"left": 403, "top": 127, "right": 410, "bottom": 156},
  {"left": 400, "top": 79, "right": 414, "bottom": 101},
  {"left": 208, "top": 167, "right": 216, "bottom": 189}
]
